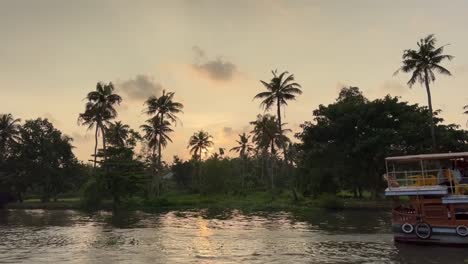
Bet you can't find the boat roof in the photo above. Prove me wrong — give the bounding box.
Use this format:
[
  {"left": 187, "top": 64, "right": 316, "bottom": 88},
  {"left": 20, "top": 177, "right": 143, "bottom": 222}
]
[{"left": 385, "top": 152, "right": 468, "bottom": 162}]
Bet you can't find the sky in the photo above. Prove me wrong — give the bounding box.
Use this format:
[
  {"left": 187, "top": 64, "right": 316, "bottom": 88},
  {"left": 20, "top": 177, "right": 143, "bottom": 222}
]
[{"left": 1, "top": 0, "right": 467, "bottom": 163}]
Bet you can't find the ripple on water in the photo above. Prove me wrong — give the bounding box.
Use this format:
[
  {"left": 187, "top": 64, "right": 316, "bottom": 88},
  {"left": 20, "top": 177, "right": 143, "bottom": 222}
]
[{"left": 0, "top": 209, "right": 467, "bottom": 263}]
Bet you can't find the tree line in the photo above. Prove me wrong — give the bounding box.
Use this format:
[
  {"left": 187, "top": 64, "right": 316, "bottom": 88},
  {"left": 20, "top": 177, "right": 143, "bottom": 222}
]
[{"left": 1, "top": 34, "right": 467, "bottom": 207}]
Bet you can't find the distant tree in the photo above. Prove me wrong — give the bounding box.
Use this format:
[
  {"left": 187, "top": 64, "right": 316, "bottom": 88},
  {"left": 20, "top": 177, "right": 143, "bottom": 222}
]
[
  {"left": 296, "top": 87, "right": 468, "bottom": 198},
  {"left": 106, "top": 121, "right": 141, "bottom": 148},
  {"left": 171, "top": 156, "right": 194, "bottom": 189},
  {"left": 78, "top": 82, "right": 122, "bottom": 167},
  {"left": 250, "top": 114, "right": 290, "bottom": 155},
  {"left": 100, "top": 144, "right": 145, "bottom": 205},
  {"left": 230, "top": 133, "right": 254, "bottom": 189},
  {"left": 188, "top": 130, "right": 214, "bottom": 161},
  {"left": 230, "top": 133, "right": 254, "bottom": 159},
  {"left": 13, "top": 118, "right": 78, "bottom": 202},
  {"left": 0, "top": 114, "right": 21, "bottom": 161},
  {"left": 141, "top": 118, "right": 173, "bottom": 161},
  {"left": 143, "top": 90, "right": 184, "bottom": 168},
  {"left": 106, "top": 121, "right": 130, "bottom": 147},
  {"left": 394, "top": 34, "right": 453, "bottom": 150},
  {"left": 254, "top": 70, "right": 302, "bottom": 157},
  {"left": 250, "top": 114, "right": 290, "bottom": 189},
  {"left": 141, "top": 118, "right": 174, "bottom": 197},
  {"left": 188, "top": 130, "right": 214, "bottom": 189}
]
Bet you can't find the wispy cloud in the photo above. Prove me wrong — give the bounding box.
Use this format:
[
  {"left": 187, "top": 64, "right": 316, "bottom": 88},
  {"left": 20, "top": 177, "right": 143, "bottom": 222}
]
[
  {"left": 191, "top": 46, "right": 237, "bottom": 82},
  {"left": 117, "top": 75, "right": 163, "bottom": 100}
]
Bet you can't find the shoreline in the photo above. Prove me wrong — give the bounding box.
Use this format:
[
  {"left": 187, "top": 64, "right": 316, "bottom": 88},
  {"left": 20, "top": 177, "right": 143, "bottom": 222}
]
[{"left": 3, "top": 194, "right": 393, "bottom": 212}]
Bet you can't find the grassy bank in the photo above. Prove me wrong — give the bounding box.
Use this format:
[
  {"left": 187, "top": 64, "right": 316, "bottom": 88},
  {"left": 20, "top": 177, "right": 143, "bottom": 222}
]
[{"left": 4, "top": 192, "right": 393, "bottom": 211}]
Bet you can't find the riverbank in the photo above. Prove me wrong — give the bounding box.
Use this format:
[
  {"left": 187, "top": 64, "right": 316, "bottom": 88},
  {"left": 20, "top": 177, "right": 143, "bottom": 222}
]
[{"left": 4, "top": 192, "right": 393, "bottom": 211}]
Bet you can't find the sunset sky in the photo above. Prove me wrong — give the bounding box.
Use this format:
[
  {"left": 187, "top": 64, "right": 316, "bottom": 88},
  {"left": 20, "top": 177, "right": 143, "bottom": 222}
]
[{"left": 1, "top": 0, "right": 467, "bottom": 163}]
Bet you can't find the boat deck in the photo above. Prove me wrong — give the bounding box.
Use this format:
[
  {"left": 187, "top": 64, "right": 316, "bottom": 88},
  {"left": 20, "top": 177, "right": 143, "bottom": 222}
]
[
  {"left": 385, "top": 185, "right": 448, "bottom": 196},
  {"left": 442, "top": 195, "right": 468, "bottom": 204}
]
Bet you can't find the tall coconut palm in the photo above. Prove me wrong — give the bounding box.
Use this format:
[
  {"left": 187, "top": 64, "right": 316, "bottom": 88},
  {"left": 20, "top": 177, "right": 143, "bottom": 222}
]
[
  {"left": 250, "top": 114, "right": 290, "bottom": 155},
  {"left": 106, "top": 121, "right": 130, "bottom": 147},
  {"left": 250, "top": 114, "right": 290, "bottom": 189},
  {"left": 0, "top": 113, "right": 21, "bottom": 160},
  {"left": 141, "top": 117, "right": 173, "bottom": 197},
  {"left": 230, "top": 133, "right": 254, "bottom": 159},
  {"left": 230, "top": 133, "right": 254, "bottom": 189},
  {"left": 394, "top": 34, "right": 453, "bottom": 150},
  {"left": 78, "top": 82, "right": 122, "bottom": 167},
  {"left": 141, "top": 118, "right": 174, "bottom": 160},
  {"left": 188, "top": 130, "right": 213, "bottom": 188},
  {"left": 143, "top": 90, "right": 183, "bottom": 168},
  {"left": 254, "top": 70, "right": 301, "bottom": 157},
  {"left": 188, "top": 130, "right": 214, "bottom": 160}
]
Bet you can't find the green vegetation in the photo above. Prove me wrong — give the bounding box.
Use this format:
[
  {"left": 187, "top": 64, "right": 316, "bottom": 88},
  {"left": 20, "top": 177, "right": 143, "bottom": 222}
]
[
  {"left": 6, "top": 191, "right": 392, "bottom": 211},
  {"left": 1, "top": 34, "right": 467, "bottom": 212}
]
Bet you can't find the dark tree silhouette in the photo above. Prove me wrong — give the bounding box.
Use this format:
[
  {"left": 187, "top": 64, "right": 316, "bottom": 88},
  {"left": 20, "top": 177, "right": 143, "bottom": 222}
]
[
  {"left": 144, "top": 90, "right": 183, "bottom": 168},
  {"left": 188, "top": 130, "right": 214, "bottom": 160},
  {"left": 78, "top": 82, "right": 122, "bottom": 167},
  {"left": 0, "top": 114, "right": 21, "bottom": 160},
  {"left": 394, "top": 34, "right": 453, "bottom": 150},
  {"left": 254, "top": 70, "right": 301, "bottom": 157}
]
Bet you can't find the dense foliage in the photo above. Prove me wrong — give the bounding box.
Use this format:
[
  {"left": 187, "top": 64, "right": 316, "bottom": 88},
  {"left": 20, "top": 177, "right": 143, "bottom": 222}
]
[
  {"left": 1, "top": 35, "right": 467, "bottom": 208},
  {"left": 295, "top": 87, "right": 468, "bottom": 198}
]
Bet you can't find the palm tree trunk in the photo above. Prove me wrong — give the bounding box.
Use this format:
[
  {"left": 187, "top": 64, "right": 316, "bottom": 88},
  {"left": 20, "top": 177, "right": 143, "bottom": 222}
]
[
  {"left": 197, "top": 148, "right": 202, "bottom": 190},
  {"left": 158, "top": 115, "right": 163, "bottom": 169},
  {"left": 424, "top": 69, "right": 437, "bottom": 151},
  {"left": 277, "top": 97, "right": 282, "bottom": 133},
  {"left": 93, "top": 125, "right": 99, "bottom": 168},
  {"left": 101, "top": 125, "right": 107, "bottom": 162},
  {"left": 277, "top": 97, "right": 288, "bottom": 161},
  {"left": 150, "top": 146, "right": 156, "bottom": 199}
]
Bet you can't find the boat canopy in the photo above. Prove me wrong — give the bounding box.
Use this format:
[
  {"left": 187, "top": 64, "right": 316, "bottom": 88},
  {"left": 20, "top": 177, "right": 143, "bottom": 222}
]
[{"left": 385, "top": 152, "right": 468, "bottom": 162}]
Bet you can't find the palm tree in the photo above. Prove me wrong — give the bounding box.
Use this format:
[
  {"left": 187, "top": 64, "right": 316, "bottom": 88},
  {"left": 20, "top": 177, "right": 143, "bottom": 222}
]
[
  {"left": 230, "top": 133, "right": 254, "bottom": 189},
  {"left": 250, "top": 114, "right": 290, "bottom": 189},
  {"left": 78, "top": 82, "right": 122, "bottom": 167},
  {"left": 254, "top": 70, "right": 301, "bottom": 157},
  {"left": 106, "top": 121, "right": 130, "bottom": 147},
  {"left": 250, "top": 114, "right": 290, "bottom": 155},
  {"left": 188, "top": 130, "right": 214, "bottom": 188},
  {"left": 141, "top": 117, "right": 173, "bottom": 197},
  {"left": 394, "top": 34, "right": 453, "bottom": 150},
  {"left": 0, "top": 113, "right": 21, "bottom": 159},
  {"left": 141, "top": 118, "right": 174, "bottom": 160},
  {"left": 188, "top": 130, "right": 214, "bottom": 160},
  {"left": 143, "top": 90, "right": 184, "bottom": 168},
  {"left": 230, "top": 133, "right": 254, "bottom": 159}
]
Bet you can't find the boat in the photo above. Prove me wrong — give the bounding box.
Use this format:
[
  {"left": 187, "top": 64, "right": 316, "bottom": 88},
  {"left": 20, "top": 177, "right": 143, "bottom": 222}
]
[{"left": 384, "top": 152, "right": 468, "bottom": 246}]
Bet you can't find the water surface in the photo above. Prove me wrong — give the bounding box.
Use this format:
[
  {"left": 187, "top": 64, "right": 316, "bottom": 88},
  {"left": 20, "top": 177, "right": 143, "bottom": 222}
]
[{"left": 0, "top": 209, "right": 466, "bottom": 263}]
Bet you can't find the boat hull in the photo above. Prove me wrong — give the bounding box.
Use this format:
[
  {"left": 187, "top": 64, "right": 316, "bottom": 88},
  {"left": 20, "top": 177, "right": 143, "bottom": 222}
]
[{"left": 393, "top": 224, "right": 468, "bottom": 246}]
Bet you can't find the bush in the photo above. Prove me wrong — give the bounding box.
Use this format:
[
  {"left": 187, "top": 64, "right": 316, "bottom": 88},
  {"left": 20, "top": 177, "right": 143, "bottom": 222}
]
[
  {"left": 80, "top": 175, "right": 105, "bottom": 210},
  {"left": 317, "top": 194, "right": 344, "bottom": 210}
]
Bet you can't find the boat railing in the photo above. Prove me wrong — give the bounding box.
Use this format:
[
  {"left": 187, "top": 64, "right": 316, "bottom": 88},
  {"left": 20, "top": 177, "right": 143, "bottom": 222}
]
[
  {"left": 386, "top": 169, "right": 441, "bottom": 188},
  {"left": 386, "top": 169, "right": 468, "bottom": 195}
]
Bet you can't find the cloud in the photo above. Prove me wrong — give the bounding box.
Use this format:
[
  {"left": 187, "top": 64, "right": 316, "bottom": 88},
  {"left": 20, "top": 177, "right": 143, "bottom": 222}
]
[
  {"left": 191, "top": 46, "right": 237, "bottom": 81},
  {"left": 222, "top": 127, "right": 234, "bottom": 136},
  {"left": 192, "top": 45, "right": 205, "bottom": 59},
  {"left": 117, "top": 75, "right": 163, "bottom": 100}
]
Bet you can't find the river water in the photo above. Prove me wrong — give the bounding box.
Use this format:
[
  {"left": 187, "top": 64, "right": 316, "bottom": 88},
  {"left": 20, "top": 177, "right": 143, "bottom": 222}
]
[{"left": 0, "top": 209, "right": 466, "bottom": 263}]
